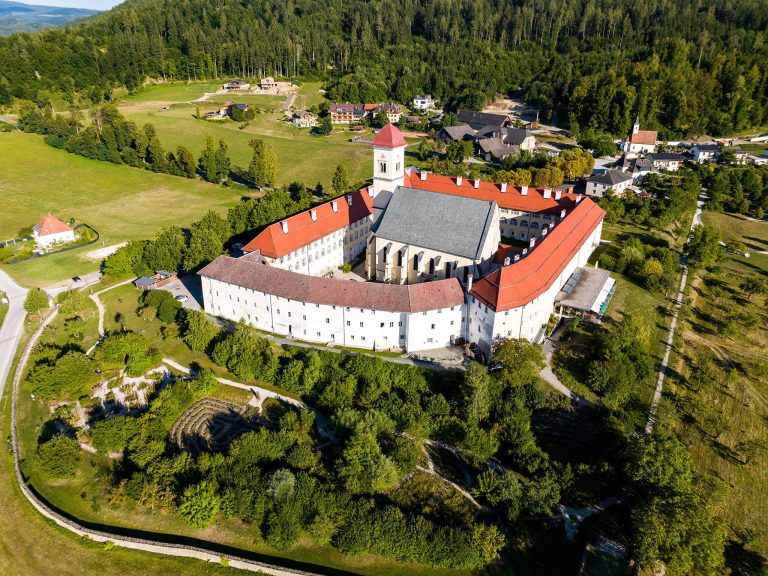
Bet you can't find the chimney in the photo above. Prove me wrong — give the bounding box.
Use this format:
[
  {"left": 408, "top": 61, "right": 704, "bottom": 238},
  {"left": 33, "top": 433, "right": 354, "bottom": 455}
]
[
  {"left": 503, "top": 256, "right": 511, "bottom": 266},
  {"left": 543, "top": 188, "right": 552, "bottom": 199},
  {"left": 500, "top": 182, "right": 507, "bottom": 193},
  {"left": 367, "top": 187, "right": 374, "bottom": 198},
  {"left": 280, "top": 220, "right": 289, "bottom": 234},
  {"left": 473, "top": 178, "right": 480, "bottom": 189},
  {"left": 346, "top": 194, "right": 353, "bottom": 206},
  {"left": 520, "top": 185, "right": 528, "bottom": 196},
  {"left": 549, "top": 222, "right": 555, "bottom": 230},
  {"left": 420, "top": 170, "right": 428, "bottom": 181},
  {"left": 456, "top": 176, "right": 463, "bottom": 187},
  {"left": 466, "top": 273, "right": 473, "bottom": 292},
  {"left": 310, "top": 209, "right": 317, "bottom": 222},
  {"left": 541, "top": 227, "right": 548, "bottom": 237},
  {"left": 576, "top": 194, "right": 583, "bottom": 204},
  {"left": 513, "top": 253, "right": 521, "bottom": 262},
  {"left": 560, "top": 209, "right": 566, "bottom": 220},
  {"left": 529, "top": 237, "right": 536, "bottom": 248},
  {"left": 331, "top": 200, "right": 338, "bottom": 213},
  {"left": 522, "top": 248, "right": 528, "bottom": 256},
  {"left": 555, "top": 189, "right": 562, "bottom": 200}
]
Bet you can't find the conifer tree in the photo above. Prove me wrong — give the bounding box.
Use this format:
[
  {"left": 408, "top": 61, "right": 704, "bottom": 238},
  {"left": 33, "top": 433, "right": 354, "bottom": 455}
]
[{"left": 198, "top": 135, "right": 219, "bottom": 183}]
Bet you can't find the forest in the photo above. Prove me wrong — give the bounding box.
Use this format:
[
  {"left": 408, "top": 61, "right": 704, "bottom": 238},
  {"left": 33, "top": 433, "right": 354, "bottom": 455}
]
[{"left": 0, "top": 0, "right": 767, "bottom": 137}]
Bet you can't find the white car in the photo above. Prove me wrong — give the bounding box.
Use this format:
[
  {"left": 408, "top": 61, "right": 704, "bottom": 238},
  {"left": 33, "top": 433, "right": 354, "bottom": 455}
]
[{"left": 174, "top": 294, "right": 188, "bottom": 303}]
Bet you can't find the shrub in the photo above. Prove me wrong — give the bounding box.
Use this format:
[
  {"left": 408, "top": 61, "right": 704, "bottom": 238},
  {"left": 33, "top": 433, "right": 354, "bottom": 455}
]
[
  {"left": 24, "top": 288, "right": 49, "bottom": 314},
  {"left": 35, "top": 435, "right": 81, "bottom": 479}
]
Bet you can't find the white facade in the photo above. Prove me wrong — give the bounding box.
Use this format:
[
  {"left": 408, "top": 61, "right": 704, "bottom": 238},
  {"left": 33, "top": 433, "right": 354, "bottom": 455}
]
[
  {"left": 586, "top": 177, "right": 631, "bottom": 198},
  {"left": 691, "top": 146, "right": 719, "bottom": 163},
  {"left": 372, "top": 142, "right": 405, "bottom": 220},
  {"left": 470, "top": 219, "right": 603, "bottom": 353},
  {"left": 201, "top": 274, "right": 463, "bottom": 352},
  {"left": 33, "top": 228, "right": 75, "bottom": 247},
  {"left": 413, "top": 95, "right": 434, "bottom": 111},
  {"left": 268, "top": 217, "right": 371, "bottom": 276}
]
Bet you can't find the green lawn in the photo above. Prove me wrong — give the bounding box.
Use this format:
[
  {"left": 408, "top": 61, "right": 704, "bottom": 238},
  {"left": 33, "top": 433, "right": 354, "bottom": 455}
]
[
  {"left": 204, "top": 94, "right": 287, "bottom": 108},
  {"left": 0, "top": 133, "right": 243, "bottom": 287},
  {"left": 702, "top": 211, "right": 768, "bottom": 255},
  {"left": 120, "top": 107, "right": 374, "bottom": 189}
]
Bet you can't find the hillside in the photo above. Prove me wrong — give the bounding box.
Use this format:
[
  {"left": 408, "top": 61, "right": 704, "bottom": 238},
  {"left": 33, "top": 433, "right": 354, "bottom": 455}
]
[
  {"left": 0, "top": 0, "right": 97, "bottom": 35},
  {"left": 0, "top": 0, "right": 767, "bottom": 138}
]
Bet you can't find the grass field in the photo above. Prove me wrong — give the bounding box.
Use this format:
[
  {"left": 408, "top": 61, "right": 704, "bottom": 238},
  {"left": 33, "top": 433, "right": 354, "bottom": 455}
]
[
  {"left": 0, "top": 291, "right": 7, "bottom": 329},
  {"left": 120, "top": 107, "right": 373, "bottom": 189},
  {"left": 0, "top": 133, "right": 243, "bottom": 287},
  {"left": 666, "top": 211, "right": 768, "bottom": 556},
  {"left": 119, "top": 82, "right": 221, "bottom": 104}
]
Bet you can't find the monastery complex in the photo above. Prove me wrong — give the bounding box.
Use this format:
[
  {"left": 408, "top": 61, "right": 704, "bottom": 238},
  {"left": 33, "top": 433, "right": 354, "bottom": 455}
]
[{"left": 200, "top": 124, "right": 610, "bottom": 355}]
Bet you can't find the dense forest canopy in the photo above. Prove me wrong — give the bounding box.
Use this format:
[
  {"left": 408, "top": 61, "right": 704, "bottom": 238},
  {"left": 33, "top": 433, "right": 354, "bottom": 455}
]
[{"left": 0, "top": 0, "right": 767, "bottom": 137}]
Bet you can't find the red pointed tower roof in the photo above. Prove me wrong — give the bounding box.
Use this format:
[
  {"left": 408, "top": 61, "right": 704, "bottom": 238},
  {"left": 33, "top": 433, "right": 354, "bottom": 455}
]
[{"left": 372, "top": 123, "right": 407, "bottom": 148}]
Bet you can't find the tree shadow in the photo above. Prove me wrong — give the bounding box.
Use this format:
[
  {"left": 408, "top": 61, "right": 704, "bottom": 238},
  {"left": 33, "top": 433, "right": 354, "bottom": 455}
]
[{"left": 725, "top": 539, "right": 768, "bottom": 576}]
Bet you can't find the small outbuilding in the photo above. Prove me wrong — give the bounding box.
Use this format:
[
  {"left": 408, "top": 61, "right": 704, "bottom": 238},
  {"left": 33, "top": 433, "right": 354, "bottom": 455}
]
[{"left": 134, "top": 270, "right": 177, "bottom": 291}]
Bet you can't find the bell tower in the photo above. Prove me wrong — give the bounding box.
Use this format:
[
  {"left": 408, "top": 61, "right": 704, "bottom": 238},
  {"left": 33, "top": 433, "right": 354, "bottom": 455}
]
[{"left": 371, "top": 123, "right": 406, "bottom": 221}]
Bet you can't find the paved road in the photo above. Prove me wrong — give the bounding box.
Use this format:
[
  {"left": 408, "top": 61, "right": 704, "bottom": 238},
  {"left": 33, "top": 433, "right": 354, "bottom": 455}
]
[
  {"left": 46, "top": 270, "right": 102, "bottom": 299},
  {"left": 644, "top": 196, "right": 704, "bottom": 433},
  {"left": 0, "top": 269, "right": 28, "bottom": 396}
]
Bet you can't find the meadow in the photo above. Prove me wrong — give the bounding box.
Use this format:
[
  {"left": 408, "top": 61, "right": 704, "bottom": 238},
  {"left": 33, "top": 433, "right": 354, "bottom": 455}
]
[
  {"left": 0, "top": 133, "right": 242, "bottom": 287},
  {"left": 666, "top": 212, "right": 768, "bottom": 556}
]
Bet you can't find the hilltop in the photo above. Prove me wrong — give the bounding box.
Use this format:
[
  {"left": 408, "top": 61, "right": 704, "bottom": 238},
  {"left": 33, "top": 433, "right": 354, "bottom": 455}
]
[{"left": 0, "top": 0, "right": 98, "bottom": 35}]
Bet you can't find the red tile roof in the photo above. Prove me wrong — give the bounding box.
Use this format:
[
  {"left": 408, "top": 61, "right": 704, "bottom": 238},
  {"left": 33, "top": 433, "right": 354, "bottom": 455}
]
[
  {"left": 404, "top": 169, "right": 579, "bottom": 214},
  {"left": 470, "top": 198, "right": 605, "bottom": 312},
  {"left": 629, "top": 130, "right": 657, "bottom": 145},
  {"left": 35, "top": 215, "right": 73, "bottom": 236},
  {"left": 242, "top": 189, "right": 374, "bottom": 259},
  {"left": 199, "top": 255, "right": 465, "bottom": 313},
  {"left": 373, "top": 123, "right": 407, "bottom": 148}
]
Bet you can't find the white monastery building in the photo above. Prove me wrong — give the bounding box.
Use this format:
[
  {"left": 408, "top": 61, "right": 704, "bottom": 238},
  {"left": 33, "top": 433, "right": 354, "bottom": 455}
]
[
  {"left": 32, "top": 215, "right": 76, "bottom": 247},
  {"left": 200, "top": 124, "right": 608, "bottom": 355}
]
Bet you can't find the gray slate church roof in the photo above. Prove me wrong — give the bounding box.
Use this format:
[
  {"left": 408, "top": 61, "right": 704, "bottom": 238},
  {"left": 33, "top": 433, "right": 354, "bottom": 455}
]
[{"left": 372, "top": 187, "right": 497, "bottom": 260}]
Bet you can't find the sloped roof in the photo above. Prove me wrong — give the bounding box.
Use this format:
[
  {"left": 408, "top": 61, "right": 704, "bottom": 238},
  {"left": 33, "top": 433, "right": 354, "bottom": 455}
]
[
  {"left": 470, "top": 199, "right": 605, "bottom": 311},
  {"left": 242, "top": 189, "right": 373, "bottom": 258},
  {"left": 34, "top": 215, "right": 73, "bottom": 236},
  {"left": 629, "top": 130, "right": 657, "bottom": 145},
  {"left": 372, "top": 187, "right": 498, "bottom": 260},
  {"left": 198, "top": 255, "right": 465, "bottom": 313},
  {"left": 503, "top": 127, "right": 534, "bottom": 146},
  {"left": 457, "top": 109, "right": 509, "bottom": 129},
  {"left": 438, "top": 124, "right": 475, "bottom": 141},
  {"left": 373, "top": 123, "right": 407, "bottom": 148},
  {"left": 403, "top": 169, "right": 579, "bottom": 214},
  {"left": 647, "top": 153, "right": 686, "bottom": 161},
  {"left": 588, "top": 169, "right": 633, "bottom": 186}
]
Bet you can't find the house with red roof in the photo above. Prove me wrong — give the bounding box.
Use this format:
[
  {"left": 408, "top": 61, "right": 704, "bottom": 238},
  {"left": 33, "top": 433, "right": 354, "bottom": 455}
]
[
  {"left": 202, "top": 123, "right": 609, "bottom": 354},
  {"left": 621, "top": 116, "right": 657, "bottom": 155},
  {"left": 32, "top": 215, "right": 75, "bottom": 247}
]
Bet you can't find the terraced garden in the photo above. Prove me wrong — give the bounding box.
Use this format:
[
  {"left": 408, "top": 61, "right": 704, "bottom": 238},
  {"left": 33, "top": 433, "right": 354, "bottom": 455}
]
[{"left": 169, "top": 397, "right": 260, "bottom": 454}]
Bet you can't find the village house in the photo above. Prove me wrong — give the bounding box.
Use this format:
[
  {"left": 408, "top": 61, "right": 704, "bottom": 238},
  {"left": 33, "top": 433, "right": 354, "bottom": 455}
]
[
  {"left": 412, "top": 94, "right": 434, "bottom": 111},
  {"left": 292, "top": 110, "right": 317, "bottom": 128},
  {"left": 436, "top": 124, "right": 475, "bottom": 145},
  {"left": 259, "top": 77, "right": 278, "bottom": 91},
  {"left": 32, "top": 215, "right": 76, "bottom": 247},
  {"left": 375, "top": 103, "right": 402, "bottom": 124},
  {"left": 617, "top": 155, "right": 652, "bottom": 181},
  {"left": 691, "top": 143, "right": 720, "bottom": 163},
  {"left": 457, "top": 109, "right": 511, "bottom": 130},
  {"left": 585, "top": 169, "right": 633, "bottom": 198},
  {"left": 201, "top": 124, "right": 607, "bottom": 354},
  {"left": 222, "top": 79, "right": 250, "bottom": 91},
  {"left": 620, "top": 117, "right": 657, "bottom": 155},
  {"left": 646, "top": 152, "right": 686, "bottom": 171}
]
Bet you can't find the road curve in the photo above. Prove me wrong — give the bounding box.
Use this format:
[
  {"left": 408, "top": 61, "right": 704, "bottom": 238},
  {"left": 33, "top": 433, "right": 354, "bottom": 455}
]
[{"left": 0, "top": 269, "right": 28, "bottom": 396}]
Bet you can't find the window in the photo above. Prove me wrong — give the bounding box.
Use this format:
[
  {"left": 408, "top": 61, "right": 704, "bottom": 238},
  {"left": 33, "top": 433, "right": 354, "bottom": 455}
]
[
  {"left": 302, "top": 315, "right": 306, "bottom": 320},
  {"left": 317, "top": 332, "right": 321, "bottom": 337},
  {"left": 413, "top": 256, "right": 419, "bottom": 271},
  {"left": 431, "top": 324, "right": 435, "bottom": 330},
  {"left": 288, "top": 312, "right": 291, "bottom": 318},
  {"left": 326, "top": 318, "right": 330, "bottom": 324},
  {"left": 390, "top": 322, "right": 394, "bottom": 327},
  {"left": 360, "top": 322, "right": 364, "bottom": 327},
  {"left": 396, "top": 162, "right": 401, "bottom": 171},
  {"left": 346, "top": 321, "right": 350, "bottom": 326},
  {"left": 379, "top": 162, "right": 387, "bottom": 173},
  {"left": 361, "top": 336, "right": 366, "bottom": 341},
  {"left": 398, "top": 321, "right": 403, "bottom": 327},
  {"left": 380, "top": 323, "right": 385, "bottom": 328},
  {"left": 397, "top": 251, "right": 403, "bottom": 267},
  {"left": 428, "top": 258, "right": 435, "bottom": 275}
]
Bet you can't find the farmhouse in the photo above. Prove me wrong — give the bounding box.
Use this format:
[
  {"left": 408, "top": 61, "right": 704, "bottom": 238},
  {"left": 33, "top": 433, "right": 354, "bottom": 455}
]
[
  {"left": 436, "top": 124, "right": 475, "bottom": 144},
  {"left": 620, "top": 117, "right": 657, "bottom": 155},
  {"left": 292, "top": 110, "right": 317, "bottom": 128},
  {"left": 32, "top": 215, "right": 75, "bottom": 247},
  {"left": 222, "top": 79, "right": 250, "bottom": 91},
  {"left": 259, "top": 77, "right": 278, "bottom": 90},
  {"left": 375, "top": 103, "right": 402, "bottom": 124},
  {"left": 201, "top": 124, "right": 606, "bottom": 354},
  {"left": 585, "top": 169, "right": 633, "bottom": 198},
  {"left": 457, "top": 109, "right": 510, "bottom": 130}
]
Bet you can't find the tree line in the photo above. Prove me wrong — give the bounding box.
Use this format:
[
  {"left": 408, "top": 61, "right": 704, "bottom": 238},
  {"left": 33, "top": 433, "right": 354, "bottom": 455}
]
[
  {"left": 17, "top": 103, "right": 278, "bottom": 188},
  {"left": 0, "top": 0, "right": 767, "bottom": 138}
]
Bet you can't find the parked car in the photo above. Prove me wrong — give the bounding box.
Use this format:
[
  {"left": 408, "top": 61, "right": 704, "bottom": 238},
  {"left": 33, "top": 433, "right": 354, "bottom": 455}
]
[
  {"left": 175, "top": 294, "right": 188, "bottom": 303},
  {"left": 72, "top": 276, "right": 82, "bottom": 282}
]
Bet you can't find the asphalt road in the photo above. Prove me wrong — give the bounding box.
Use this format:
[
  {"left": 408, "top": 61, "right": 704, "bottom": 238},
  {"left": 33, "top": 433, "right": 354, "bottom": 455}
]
[{"left": 0, "top": 269, "right": 28, "bottom": 396}]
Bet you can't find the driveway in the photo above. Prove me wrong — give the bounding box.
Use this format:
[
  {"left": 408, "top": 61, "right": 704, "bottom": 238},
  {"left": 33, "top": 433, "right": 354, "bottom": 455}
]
[
  {"left": 0, "top": 269, "right": 28, "bottom": 396},
  {"left": 45, "top": 270, "right": 102, "bottom": 299},
  {"left": 158, "top": 274, "right": 203, "bottom": 311}
]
